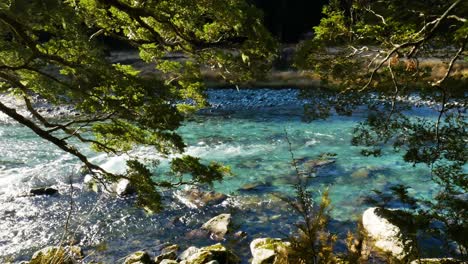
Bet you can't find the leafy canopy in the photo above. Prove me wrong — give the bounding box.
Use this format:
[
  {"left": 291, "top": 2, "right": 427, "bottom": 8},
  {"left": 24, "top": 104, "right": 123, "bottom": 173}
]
[
  {"left": 0, "top": 0, "right": 276, "bottom": 211},
  {"left": 296, "top": 0, "right": 467, "bottom": 257}
]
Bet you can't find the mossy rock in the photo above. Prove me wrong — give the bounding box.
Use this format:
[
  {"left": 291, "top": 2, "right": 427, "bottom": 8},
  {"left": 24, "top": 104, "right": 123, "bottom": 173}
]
[
  {"left": 123, "top": 251, "right": 152, "bottom": 264},
  {"left": 183, "top": 243, "right": 240, "bottom": 264},
  {"left": 250, "top": 238, "right": 290, "bottom": 264},
  {"left": 29, "top": 246, "right": 82, "bottom": 264},
  {"left": 185, "top": 250, "right": 214, "bottom": 264},
  {"left": 154, "top": 251, "right": 177, "bottom": 264}
]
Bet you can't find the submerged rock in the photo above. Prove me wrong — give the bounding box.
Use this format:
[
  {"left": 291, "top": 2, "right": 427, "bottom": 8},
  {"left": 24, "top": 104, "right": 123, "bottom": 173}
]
[
  {"left": 351, "top": 168, "right": 370, "bottom": 179},
  {"left": 185, "top": 229, "right": 210, "bottom": 240},
  {"left": 303, "top": 159, "right": 335, "bottom": 170},
  {"left": 29, "top": 246, "right": 82, "bottom": 264},
  {"left": 250, "top": 238, "right": 290, "bottom": 264},
  {"left": 174, "top": 187, "right": 227, "bottom": 209},
  {"left": 233, "top": 231, "right": 248, "bottom": 240},
  {"left": 29, "top": 187, "right": 58, "bottom": 196},
  {"left": 362, "top": 207, "right": 413, "bottom": 260},
  {"left": 123, "top": 251, "right": 152, "bottom": 264},
  {"left": 238, "top": 182, "right": 272, "bottom": 192},
  {"left": 202, "top": 214, "right": 231, "bottom": 241},
  {"left": 351, "top": 166, "right": 384, "bottom": 179},
  {"left": 238, "top": 159, "right": 261, "bottom": 169}
]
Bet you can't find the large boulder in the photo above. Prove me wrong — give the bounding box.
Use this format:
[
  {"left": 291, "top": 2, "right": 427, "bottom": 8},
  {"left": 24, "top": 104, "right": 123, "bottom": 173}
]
[
  {"left": 250, "top": 238, "right": 290, "bottom": 264},
  {"left": 123, "top": 251, "right": 152, "bottom": 264},
  {"left": 180, "top": 244, "right": 240, "bottom": 264},
  {"left": 201, "top": 214, "right": 231, "bottom": 241},
  {"left": 362, "top": 207, "right": 413, "bottom": 260},
  {"left": 174, "top": 187, "right": 227, "bottom": 209},
  {"left": 29, "top": 246, "right": 82, "bottom": 264}
]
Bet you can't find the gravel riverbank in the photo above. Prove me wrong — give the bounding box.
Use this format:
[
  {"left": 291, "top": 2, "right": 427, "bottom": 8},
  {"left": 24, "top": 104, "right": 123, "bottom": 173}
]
[
  {"left": 0, "top": 88, "right": 307, "bottom": 122},
  {"left": 204, "top": 88, "right": 307, "bottom": 111}
]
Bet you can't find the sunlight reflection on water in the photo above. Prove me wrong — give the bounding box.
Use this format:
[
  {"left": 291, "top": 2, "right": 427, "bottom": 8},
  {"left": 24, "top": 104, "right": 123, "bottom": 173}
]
[{"left": 0, "top": 91, "right": 440, "bottom": 262}]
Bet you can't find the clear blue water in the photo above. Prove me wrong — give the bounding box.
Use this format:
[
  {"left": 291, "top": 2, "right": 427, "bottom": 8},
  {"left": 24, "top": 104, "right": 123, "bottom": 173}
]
[{"left": 0, "top": 89, "right": 441, "bottom": 262}]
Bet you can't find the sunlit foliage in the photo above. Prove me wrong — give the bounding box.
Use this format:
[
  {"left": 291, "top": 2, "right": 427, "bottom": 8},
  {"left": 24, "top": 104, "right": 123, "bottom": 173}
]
[
  {"left": 0, "top": 0, "right": 276, "bottom": 211},
  {"left": 296, "top": 0, "right": 467, "bottom": 258}
]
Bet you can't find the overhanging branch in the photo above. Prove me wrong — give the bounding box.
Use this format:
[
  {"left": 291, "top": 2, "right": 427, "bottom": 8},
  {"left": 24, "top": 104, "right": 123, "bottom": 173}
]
[{"left": 0, "top": 100, "right": 113, "bottom": 177}]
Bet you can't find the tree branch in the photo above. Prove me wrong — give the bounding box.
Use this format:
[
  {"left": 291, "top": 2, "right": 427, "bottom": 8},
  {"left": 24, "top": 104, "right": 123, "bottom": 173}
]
[
  {"left": 0, "top": 100, "right": 113, "bottom": 177},
  {"left": 354, "top": 0, "right": 463, "bottom": 93},
  {"left": 432, "top": 35, "right": 468, "bottom": 87}
]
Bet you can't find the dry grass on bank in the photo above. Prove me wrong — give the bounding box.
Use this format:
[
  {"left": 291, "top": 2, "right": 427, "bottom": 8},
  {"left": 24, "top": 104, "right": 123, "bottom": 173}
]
[{"left": 109, "top": 50, "right": 467, "bottom": 89}]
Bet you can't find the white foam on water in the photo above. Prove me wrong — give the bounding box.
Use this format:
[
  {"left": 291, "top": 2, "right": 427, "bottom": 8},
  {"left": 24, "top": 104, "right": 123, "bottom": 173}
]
[
  {"left": 0, "top": 89, "right": 448, "bottom": 262},
  {"left": 0, "top": 153, "right": 78, "bottom": 195},
  {"left": 305, "top": 139, "right": 320, "bottom": 146},
  {"left": 314, "top": 132, "right": 334, "bottom": 138},
  {"left": 99, "top": 155, "right": 128, "bottom": 175},
  {"left": 185, "top": 142, "right": 274, "bottom": 159}
]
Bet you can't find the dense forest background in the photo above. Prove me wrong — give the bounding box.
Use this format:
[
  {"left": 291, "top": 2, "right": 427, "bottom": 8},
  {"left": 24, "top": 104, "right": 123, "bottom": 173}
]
[
  {"left": 251, "top": 0, "right": 329, "bottom": 42},
  {"left": 105, "top": 0, "right": 329, "bottom": 49},
  {"left": 1, "top": 0, "right": 466, "bottom": 262}
]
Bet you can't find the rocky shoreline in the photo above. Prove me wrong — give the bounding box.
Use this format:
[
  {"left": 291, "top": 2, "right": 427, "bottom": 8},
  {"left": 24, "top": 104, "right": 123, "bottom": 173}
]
[
  {"left": 19, "top": 208, "right": 464, "bottom": 263},
  {"left": 202, "top": 88, "right": 307, "bottom": 112},
  {"left": 1, "top": 88, "right": 462, "bottom": 263},
  {"left": 1, "top": 88, "right": 444, "bottom": 124},
  {"left": 0, "top": 89, "right": 305, "bottom": 124},
  {"left": 18, "top": 160, "right": 463, "bottom": 264}
]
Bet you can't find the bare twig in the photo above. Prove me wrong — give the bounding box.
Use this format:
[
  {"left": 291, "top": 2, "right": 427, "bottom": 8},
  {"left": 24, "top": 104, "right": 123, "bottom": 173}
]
[
  {"left": 384, "top": 61, "right": 400, "bottom": 130},
  {"left": 447, "top": 15, "right": 466, "bottom": 23},
  {"left": 89, "top": 29, "right": 105, "bottom": 41},
  {"left": 365, "top": 8, "right": 387, "bottom": 25},
  {"left": 432, "top": 35, "right": 468, "bottom": 87},
  {"left": 284, "top": 128, "right": 301, "bottom": 179},
  {"left": 346, "top": 0, "right": 464, "bottom": 94}
]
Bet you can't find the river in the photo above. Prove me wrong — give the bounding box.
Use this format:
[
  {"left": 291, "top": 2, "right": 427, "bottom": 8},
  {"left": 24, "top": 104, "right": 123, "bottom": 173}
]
[{"left": 0, "top": 88, "right": 440, "bottom": 263}]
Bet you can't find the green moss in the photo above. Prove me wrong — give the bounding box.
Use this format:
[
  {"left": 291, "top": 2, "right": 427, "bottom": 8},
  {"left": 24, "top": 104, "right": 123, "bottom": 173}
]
[
  {"left": 186, "top": 250, "right": 213, "bottom": 264},
  {"left": 29, "top": 246, "right": 82, "bottom": 264},
  {"left": 123, "top": 251, "right": 152, "bottom": 264}
]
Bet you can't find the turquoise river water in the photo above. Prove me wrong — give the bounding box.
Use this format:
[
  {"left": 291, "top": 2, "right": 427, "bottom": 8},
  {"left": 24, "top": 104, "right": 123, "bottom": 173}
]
[{"left": 0, "top": 89, "right": 442, "bottom": 263}]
